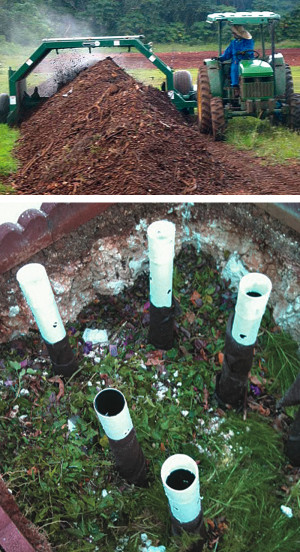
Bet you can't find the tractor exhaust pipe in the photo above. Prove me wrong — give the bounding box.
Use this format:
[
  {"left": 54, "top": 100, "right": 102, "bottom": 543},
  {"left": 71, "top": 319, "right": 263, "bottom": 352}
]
[
  {"left": 147, "top": 220, "right": 176, "bottom": 350},
  {"left": 277, "top": 374, "right": 300, "bottom": 466},
  {"left": 161, "top": 454, "right": 207, "bottom": 551},
  {"left": 216, "top": 273, "right": 272, "bottom": 406},
  {"left": 16, "top": 263, "right": 77, "bottom": 378},
  {"left": 94, "top": 388, "right": 148, "bottom": 487}
]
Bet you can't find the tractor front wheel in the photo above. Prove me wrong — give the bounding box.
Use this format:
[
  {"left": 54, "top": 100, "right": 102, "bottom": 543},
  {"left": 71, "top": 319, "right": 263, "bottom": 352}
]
[
  {"left": 197, "top": 66, "right": 212, "bottom": 134},
  {"left": 0, "top": 93, "right": 9, "bottom": 124},
  {"left": 210, "top": 97, "right": 225, "bottom": 140},
  {"left": 289, "top": 93, "right": 300, "bottom": 131},
  {"left": 285, "top": 64, "right": 294, "bottom": 104},
  {"left": 173, "top": 70, "right": 193, "bottom": 95}
]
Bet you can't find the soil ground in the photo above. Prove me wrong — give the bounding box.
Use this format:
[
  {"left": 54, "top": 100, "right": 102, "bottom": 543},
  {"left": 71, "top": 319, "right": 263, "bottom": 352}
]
[
  {"left": 108, "top": 48, "right": 300, "bottom": 69},
  {"left": 6, "top": 52, "right": 300, "bottom": 196}
]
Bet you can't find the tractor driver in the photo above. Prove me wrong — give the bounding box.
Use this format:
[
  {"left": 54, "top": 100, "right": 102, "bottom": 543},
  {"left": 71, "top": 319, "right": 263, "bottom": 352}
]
[{"left": 215, "top": 25, "right": 254, "bottom": 96}]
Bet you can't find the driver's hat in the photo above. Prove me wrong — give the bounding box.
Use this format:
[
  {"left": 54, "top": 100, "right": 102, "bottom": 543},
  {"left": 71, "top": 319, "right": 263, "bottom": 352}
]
[{"left": 231, "top": 25, "right": 252, "bottom": 40}]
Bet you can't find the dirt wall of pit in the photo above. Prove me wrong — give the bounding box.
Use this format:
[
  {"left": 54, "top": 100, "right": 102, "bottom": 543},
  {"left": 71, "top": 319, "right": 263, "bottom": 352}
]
[{"left": 0, "top": 203, "right": 299, "bottom": 346}]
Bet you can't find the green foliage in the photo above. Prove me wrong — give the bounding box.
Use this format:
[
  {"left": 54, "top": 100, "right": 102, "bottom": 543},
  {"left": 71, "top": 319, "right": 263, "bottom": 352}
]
[
  {"left": 0, "top": 0, "right": 299, "bottom": 45},
  {"left": 224, "top": 118, "right": 300, "bottom": 164},
  {"left": 0, "top": 123, "right": 19, "bottom": 193},
  {"left": 260, "top": 330, "right": 300, "bottom": 395},
  {"left": 0, "top": 246, "right": 299, "bottom": 551}
]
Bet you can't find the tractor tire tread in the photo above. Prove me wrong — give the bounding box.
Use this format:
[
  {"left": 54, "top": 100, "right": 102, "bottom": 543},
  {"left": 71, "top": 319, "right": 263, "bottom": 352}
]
[
  {"left": 173, "top": 70, "right": 193, "bottom": 96},
  {"left": 0, "top": 93, "right": 9, "bottom": 124},
  {"left": 285, "top": 64, "right": 294, "bottom": 103},
  {"left": 289, "top": 93, "right": 300, "bottom": 131},
  {"left": 197, "top": 66, "right": 212, "bottom": 134},
  {"left": 210, "top": 96, "right": 225, "bottom": 141}
]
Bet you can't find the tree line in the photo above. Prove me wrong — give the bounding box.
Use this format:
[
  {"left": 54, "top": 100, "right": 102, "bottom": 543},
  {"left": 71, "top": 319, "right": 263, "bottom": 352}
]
[{"left": 0, "top": 0, "right": 299, "bottom": 45}]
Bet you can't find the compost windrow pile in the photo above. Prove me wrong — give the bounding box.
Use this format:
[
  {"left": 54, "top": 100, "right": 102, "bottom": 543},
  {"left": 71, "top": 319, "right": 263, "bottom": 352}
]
[{"left": 10, "top": 57, "right": 299, "bottom": 195}]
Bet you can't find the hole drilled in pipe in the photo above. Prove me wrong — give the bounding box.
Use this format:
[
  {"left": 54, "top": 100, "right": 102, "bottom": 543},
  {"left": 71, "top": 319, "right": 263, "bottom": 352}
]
[
  {"left": 95, "top": 389, "right": 125, "bottom": 417},
  {"left": 166, "top": 469, "right": 195, "bottom": 490},
  {"left": 246, "top": 291, "right": 262, "bottom": 297}
]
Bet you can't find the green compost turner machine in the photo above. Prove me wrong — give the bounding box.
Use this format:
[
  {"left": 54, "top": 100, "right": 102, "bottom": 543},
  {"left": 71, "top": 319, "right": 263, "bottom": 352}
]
[{"left": 0, "top": 35, "right": 196, "bottom": 126}]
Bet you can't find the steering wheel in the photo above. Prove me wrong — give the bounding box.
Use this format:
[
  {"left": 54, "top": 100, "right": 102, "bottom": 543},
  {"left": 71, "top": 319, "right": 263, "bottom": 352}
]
[{"left": 236, "top": 50, "right": 260, "bottom": 60}]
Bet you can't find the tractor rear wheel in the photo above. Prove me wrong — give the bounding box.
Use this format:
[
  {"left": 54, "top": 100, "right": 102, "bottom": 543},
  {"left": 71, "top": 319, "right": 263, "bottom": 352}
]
[
  {"left": 0, "top": 93, "right": 9, "bottom": 124},
  {"left": 210, "top": 97, "right": 225, "bottom": 140},
  {"left": 285, "top": 64, "right": 294, "bottom": 103},
  {"left": 197, "top": 66, "right": 212, "bottom": 134},
  {"left": 289, "top": 93, "right": 300, "bottom": 131},
  {"left": 173, "top": 70, "right": 193, "bottom": 95}
]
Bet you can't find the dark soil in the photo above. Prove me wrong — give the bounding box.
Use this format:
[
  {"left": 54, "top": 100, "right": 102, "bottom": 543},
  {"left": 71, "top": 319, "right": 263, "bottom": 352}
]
[{"left": 7, "top": 56, "right": 300, "bottom": 195}]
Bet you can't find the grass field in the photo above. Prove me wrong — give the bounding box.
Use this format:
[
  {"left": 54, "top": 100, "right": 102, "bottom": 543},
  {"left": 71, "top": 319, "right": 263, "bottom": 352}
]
[
  {"left": 224, "top": 118, "right": 300, "bottom": 164},
  {"left": 0, "top": 124, "right": 18, "bottom": 193},
  {"left": 291, "top": 67, "right": 300, "bottom": 92}
]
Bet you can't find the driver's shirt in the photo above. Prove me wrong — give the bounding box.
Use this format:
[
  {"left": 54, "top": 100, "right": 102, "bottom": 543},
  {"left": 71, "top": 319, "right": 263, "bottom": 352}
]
[{"left": 219, "top": 37, "right": 255, "bottom": 86}]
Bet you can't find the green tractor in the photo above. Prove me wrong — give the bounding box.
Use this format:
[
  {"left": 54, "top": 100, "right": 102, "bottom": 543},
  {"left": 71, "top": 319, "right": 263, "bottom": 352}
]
[{"left": 197, "top": 11, "right": 300, "bottom": 139}]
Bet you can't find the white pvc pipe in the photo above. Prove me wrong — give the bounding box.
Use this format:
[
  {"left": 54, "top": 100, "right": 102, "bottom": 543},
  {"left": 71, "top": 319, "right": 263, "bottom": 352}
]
[
  {"left": 161, "top": 454, "right": 201, "bottom": 524},
  {"left": 94, "top": 388, "right": 133, "bottom": 441},
  {"left": 16, "top": 263, "right": 66, "bottom": 344},
  {"left": 232, "top": 273, "right": 272, "bottom": 346},
  {"left": 147, "top": 220, "right": 175, "bottom": 308}
]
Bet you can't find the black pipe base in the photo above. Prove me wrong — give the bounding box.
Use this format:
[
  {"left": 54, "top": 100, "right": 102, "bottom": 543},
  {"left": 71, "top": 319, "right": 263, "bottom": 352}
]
[
  {"left": 285, "top": 408, "right": 300, "bottom": 467},
  {"left": 108, "top": 428, "right": 148, "bottom": 487},
  {"left": 148, "top": 301, "right": 175, "bottom": 350},
  {"left": 45, "top": 335, "right": 78, "bottom": 377},
  {"left": 170, "top": 509, "right": 207, "bottom": 552},
  {"left": 216, "top": 314, "right": 254, "bottom": 406},
  {"left": 277, "top": 373, "right": 300, "bottom": 409}
]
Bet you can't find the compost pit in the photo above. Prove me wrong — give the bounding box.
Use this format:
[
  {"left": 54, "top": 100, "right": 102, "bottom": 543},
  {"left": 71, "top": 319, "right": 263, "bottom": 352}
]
[
  {"left": 0, "top": 246, "right": 299, "bottom": 551},
  {"left": 8, "top": 57, "right": 300, "bottom": 195}
]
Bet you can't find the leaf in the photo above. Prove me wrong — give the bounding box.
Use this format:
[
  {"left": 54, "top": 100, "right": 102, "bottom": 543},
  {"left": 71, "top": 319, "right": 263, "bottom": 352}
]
[
  {"left": 248, "top": 400, "right": 270, "bottom": 416},
  {"left": 99, "top": 435, "right": 109, "bottom": 449},
  {"left": 9, "top": 361, "right": 22, "bottom": 372},
  {"left": 184, "top": 312, "right": 196, "bottom": 324},
  {"left": 199, "top": 348, "right": 208, "bottom": 362},
  {"left": 48, "top": 376, "right": 65, "bottom": 402},
  {"left": 161, "top": 420, "right": 170, "bottom": 430},
  {"left": 250, "top": 374, "right": 266, "bottom": 387},
  {"left": 259, "top": 404, "right": 270, "bottom": 417},
  {"left": 207, "top": 518, "right": 215, "bottom": 529},
  {"left": 145, "top": 350, "right": 164, "bottom": 366},
  {"left": 218, "top": 352, "right": 224, "bottom": 365},
  {"left": 27, "top": 466, "right": 38, "bottom": 476},
  {"left": 27, "top": 368, "right": 36, "bottom": 375},
  {"left": 190, "top": 290, "right": 201, "bottom": 306},
  {"left": 205, "top": 286, "right": 215, "bottom": 295}
]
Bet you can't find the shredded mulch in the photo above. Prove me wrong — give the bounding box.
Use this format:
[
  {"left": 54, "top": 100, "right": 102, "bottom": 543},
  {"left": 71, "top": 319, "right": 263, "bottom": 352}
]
[{"left": 8, "top": 57, "right": 300, "bottom": 195}]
